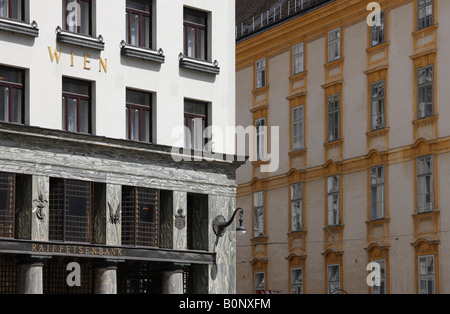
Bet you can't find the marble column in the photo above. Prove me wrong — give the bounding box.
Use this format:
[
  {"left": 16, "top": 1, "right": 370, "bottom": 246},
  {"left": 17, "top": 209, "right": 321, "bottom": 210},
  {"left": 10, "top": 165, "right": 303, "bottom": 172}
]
[
  {"left": 18, "top": 260, "right": 44, "bottom": 294},
  {"left": 32, "top": 176, "right": 49, "bottom": 241},
  {"left": 93, "top": 264, "right": 118, "bottom": 294},
  {"left": 173, "top": 191, "right": 187, "bottom": 250},
  {"left": 161, "top": 269, "right": 184, "bottom": 294}
]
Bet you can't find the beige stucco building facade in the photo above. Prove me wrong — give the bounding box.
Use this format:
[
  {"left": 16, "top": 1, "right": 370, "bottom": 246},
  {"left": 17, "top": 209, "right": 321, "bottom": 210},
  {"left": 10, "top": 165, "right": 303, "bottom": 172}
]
[{"left": 236, "top": 0, "right": 450, "bottom": 294}]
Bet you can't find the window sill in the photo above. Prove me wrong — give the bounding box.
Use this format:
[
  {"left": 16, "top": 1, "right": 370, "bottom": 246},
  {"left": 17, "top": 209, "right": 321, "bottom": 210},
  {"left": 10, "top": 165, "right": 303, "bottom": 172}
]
[
  {"left": 179, "top": 53, "right": 220, "bottom": 75},
  {"left": 412, "top": 114, "right": 438, "bottom": 126},
  {"left": 56, "top": 26, "right": 105, "bottom": 51},
  {"left": 0, "top": 18, "right": 38, "bottom": 37},
  {"left": 120, "top": 41, "right": 165, "bottom": 63}
]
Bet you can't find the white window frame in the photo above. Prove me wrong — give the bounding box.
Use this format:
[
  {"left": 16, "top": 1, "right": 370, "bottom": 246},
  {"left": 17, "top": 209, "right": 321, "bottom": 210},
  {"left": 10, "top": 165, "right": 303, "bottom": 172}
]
[
  {"left": 328, "top": 28, "right": 341, "bottom": 62},
  {"left": 255, "top": 58, "right": 266, "bottom": 89},
  {"left": 418, "top": 255, "right": 435, "bottom": 294},
  {"left": 417, "top": 65, "right": 433, "bottom": 119},
  {"left": 370, "top": 10, "right": 385, "bottom": 47},
  {"left": 255, "top": 117, "right": 266, "bottom": 161},
  {"left": 371, "top": 80, "right": 386, "bottom": 130},
  {"left": 417, "top": 155, "right": 434, "bottom": 213},
  {"left": 370, "top": 259, "right": 386, "bottom": 294},
  {"left": 327, "top": 264, "right": 340, "bottom": 294},
  {"left": 254, "top": 271, "right": 266, "bottom": 293},
  {"left": 327, "top": 94, "right": 340, "bottom": 142},
  {"left": 292, "top": 106, "right": 304, "bottom": 151},
  {"left": 253, "top": 191, "right": 264, "bottom": 238},
  {"left": 290, "top": 267, "right": 303, "bottom": 294},
  {"left": 292, "top": 42, "right": 304, "bottom": 75},
  {"left": 370, "top": 165, "right": 385, "bottom": 220},
  {"left": 418, "top": 0, "right": 433, "bottom": 30},
  {"left": 291, "top": 182, "right": 303, "bottom": 232},
  {"left": 327, "top": 175, "right": 340, "bottom": 227}
]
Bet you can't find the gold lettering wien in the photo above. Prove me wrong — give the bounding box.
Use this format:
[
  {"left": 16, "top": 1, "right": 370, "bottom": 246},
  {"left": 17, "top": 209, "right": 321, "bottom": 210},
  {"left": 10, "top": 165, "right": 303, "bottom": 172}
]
[{"left": 48, "top": 46, "right": 107, "bottom": 73}]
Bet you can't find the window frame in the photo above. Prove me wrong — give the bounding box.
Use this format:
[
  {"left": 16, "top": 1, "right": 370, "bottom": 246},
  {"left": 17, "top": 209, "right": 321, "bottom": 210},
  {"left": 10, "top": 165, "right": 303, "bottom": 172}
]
[
  {"left": 370, "top": 165, "right": 385, "bottom": 220},
  {"left": 327, "top": 264, "right": 340, "bottom": 294},
  {"left": 255, "top": 117, "right": 266, "bottom": 161},
  {"left": 370, "top": 10, "right": 385, "bottom": 47},
  {"left": 416, "top": 155, "right": 434, "bottom": 213},
  {"left": 184, "top": 99, "right": 208, "bottom": 151},
  {"left": 292, "top": 105, "right": 304, "bottom": 151},
  {"left": 0, "top": 65, "right": 25, "bottom": 125},
  {"left": 126, "top": 0, "right": 152, "bottom": 49},
  {"left": 418, "top": 255, "right": 435, "bottom": 294},
  {"left": 417, "top": 64, "right": 434, "bottom": 119},
  {"left": 371, "top": 80, "right": 386, "bottom": 130},
  {"left": 327, "top": 28, "right": 341, "bottom": 62},
  {"left": 253, "top": 190, "right": 264, "bottom": 238},
  {"left": 254, "top": 271, "right": 266, "bottom": 293},
  {"left": 62, "top": 78, "right": 92, "bottom": 135},
  {"left": 255, "top": 58, "right": 266, "bottom": 89},
  {"left": 292, "top": 42, "right": 304, "bottom": 75},
  {"left": 290, "top": 182, "right": 303, "bottom": 232},
  {"left": 126, "top": 89, "right": 152, "bottom": 143},
  {"left": 183, "top": 7, "right": 207, "bottom": 61},
  {"left": 0, "top": 0, "right": 25, "bottom": 21},
  {"left": 370, "top": 259, "right": 387, "bottom": 294},
  {"left": 327, "top": 94, "right": 340, "bottom": 142},
  {"left": 327, "top": 175, "right": 340, "bottom": 227},
  {"left": 417, "top": 0, "right": 433, "bottom": 30},
  {"left": 290, "top": 267, "right": 303, "bottom": 294},
  {"left": 0, "top": 172, "right": 15, "bottom": 239},
  {"left": 64, "top": 0, "right": 92, "bottom": 36}
]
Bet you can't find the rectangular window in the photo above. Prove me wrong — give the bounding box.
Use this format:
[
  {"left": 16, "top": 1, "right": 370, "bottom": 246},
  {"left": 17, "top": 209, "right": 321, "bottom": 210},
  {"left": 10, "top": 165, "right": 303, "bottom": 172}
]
[
  {"left": 371, "top": 80, "right": 385, "bottom": 130},
  {"left": 291, "top": 183, "right": 303, "bottom": 232},
  {"left": 327, "top": 175, "right": 340, "bottom": 226},
  {"left": 254, "top": 272, "right": 265, "bottom": 293},
  {"left": 371, "top": 260, "right": 386, "bottom": 294},
  {"left": 418, "top": 255, "right": 435, "bottom": 294},
  {"left": 370, "top": 165, "right": 385, "bottom": 220},
  {"left": 417, "top": 65, "right": 433, "bottom": 119},
  {"left": 292, "top": 43, "right": 304, "bottom": 75},
  {"left": 0, "top": 0, "right": 24, "bottom": 21},
  {"left": 64, "top": 0, "right": 92, "bottom": 35},
  {"left": 184, "top": 99, "right": 207, "bottom": 151},
  {"left": 418, "top": 0, "right": 433, "bottom": 30},
  {"left": 183, "top": 7, "right": 207, "bottom": 60},
  {"left": 0, "top": 66, "right": 24, "bottom": 124},
  {"left": 291, "top": 268, "right": 303, "bottom": 294},
  {"left": 292, "top": 106, "right": 304, "bottom": 151},
  {"left": 122, "top": 186, "right": 159, "bottom": 247},
  {"left": 62, "top": 78, "right": 91, "bottom": 134},
  {"left": 255, "top": 117, "right": 266, "bottom": 161},
  {"left": 126, "top": 0, "right": 151, "bottom": 49},
  {"left": 126, "top": 89, "right": 152, "bottom": 143},
  {"left": 0, "top": 172, "right": 15, "bottom": 239},
  {"left": 253, "top": 191, "right": 264, "bottom": 238},
  {"left": 327, "top": 94, "right": 340, "bottom": 142},
  {"left": 328, "top": 28, "right": 340, "bottom": 62},
  {"left": 327, "top": 264, "right": 340, "bottom": 294},
  {"left": 417, "top": 155, "right": 433, "bottom": 213},
  {"left": 255, "top": 58, "right": 266, "bottom": 89},
  {"left": 371, "top": 10, "right": 385, "bottom": 47},
  {"left": 49, "top": 178, "right": 93, "bottom": 243}
]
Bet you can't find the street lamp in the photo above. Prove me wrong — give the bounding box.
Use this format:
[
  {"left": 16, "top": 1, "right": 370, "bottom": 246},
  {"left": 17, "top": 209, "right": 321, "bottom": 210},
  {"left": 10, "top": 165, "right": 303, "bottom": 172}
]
[{"left": 213, "top": 208, "right": 246, "bottom": 237}]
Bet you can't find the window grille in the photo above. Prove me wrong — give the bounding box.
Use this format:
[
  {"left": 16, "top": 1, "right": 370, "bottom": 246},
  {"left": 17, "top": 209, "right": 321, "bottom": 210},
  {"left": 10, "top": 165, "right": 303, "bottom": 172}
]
[
  {"left": 122, "top": 186, "right": 160, "bottom": 247},
  {"left": 118, "top": 262, "right": 161, "bottom": 294},
  {"left": 0, "top": 256, "right": 18, "bottom": 294},
  {"left": 0, "top": 172, "right": 15, "bottom": 239},
  {"left": 43, "top": 259, "right": 93, "bottom": 294}
]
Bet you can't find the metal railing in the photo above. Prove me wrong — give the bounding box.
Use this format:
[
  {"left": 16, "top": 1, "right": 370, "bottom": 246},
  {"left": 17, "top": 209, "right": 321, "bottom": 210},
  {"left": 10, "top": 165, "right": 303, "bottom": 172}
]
[{"left": 236, "top": 0, "right": 333, "bottom": 41}]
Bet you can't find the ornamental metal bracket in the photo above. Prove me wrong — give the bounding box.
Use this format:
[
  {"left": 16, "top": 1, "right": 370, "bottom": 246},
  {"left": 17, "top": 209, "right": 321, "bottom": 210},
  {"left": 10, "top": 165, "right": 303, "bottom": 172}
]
[
  {"left": 213, "top": 208, "right": 245, "bottom": 237},
  {"left": 108, "top": 202, "right": 121, "bottom": 225},
  {"left": 35, "top": 193, "right": 47, "bottom": 220}
]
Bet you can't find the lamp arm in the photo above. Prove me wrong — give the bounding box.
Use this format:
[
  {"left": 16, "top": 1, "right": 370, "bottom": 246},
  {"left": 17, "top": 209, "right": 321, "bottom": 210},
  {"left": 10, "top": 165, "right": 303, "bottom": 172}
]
[{"left": 217, "top": 207, "right": 243, "bottom": 229}]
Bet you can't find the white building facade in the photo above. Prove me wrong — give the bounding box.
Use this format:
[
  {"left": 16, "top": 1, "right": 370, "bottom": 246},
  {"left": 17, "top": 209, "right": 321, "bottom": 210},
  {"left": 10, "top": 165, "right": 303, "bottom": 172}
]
[{"left": 0, "top": 0, "right": 239, "bottom": 294}]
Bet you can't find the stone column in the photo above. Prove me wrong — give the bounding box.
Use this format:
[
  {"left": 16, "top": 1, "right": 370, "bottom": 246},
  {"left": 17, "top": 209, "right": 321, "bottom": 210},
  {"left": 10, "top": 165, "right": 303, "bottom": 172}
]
[
  {"left": 18, "top": 259, "right": 44, "bottom": 294},
  {"left": 173, "top": 191, "right": 187, "bottom": 250},
  {"left": 161, "top": 269, "right": 184, "bottom": 294},
  {"left": 93, "top": 263, "right": 118, "bottom": 294}
]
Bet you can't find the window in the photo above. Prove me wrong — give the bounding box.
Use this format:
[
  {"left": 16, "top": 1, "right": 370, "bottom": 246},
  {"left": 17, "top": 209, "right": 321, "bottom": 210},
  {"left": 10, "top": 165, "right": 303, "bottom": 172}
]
[
  {"left": 49, "top": 178, "right": 93, "bottom": 243},
  {"left": 292, "top": 43, "right": 304, "bottom": 75},
  {"left": 417, "top": 155, "right": 433, "bottom": 213},
  {"left": 370, "top": 165, "right": 385, "bottom": 220},
  {"left": 126, "top": 0, "right": 151, "bottom": 49},
  {"left": 327, "top": 175, "right": 340, "bottom": 226},
  {"left": 64, "top": 0, "right": 91, "bottom": 35},
  {"left": 371, "top": 10, "right": 385, "bottom": 47},
  {"left": 418, "top": 255, "right": 435, "bottom": 294},
  {"left": 328, "top": 28, "right": 340, "bottom": 62},
  {"left": 418, "top": 0, "right": 433, "bottom": 30},
  {"left": 62, "top": 78, "right": 91, "bottom": 134},
  {"left": 122, "top": 186, "right": 160, "bottom": 247},
  {"left": 184, "top": 99, "right": 207, "bottom": 151},
  {"left": 0, "top": 172, "right": 15, "bottom": 239},
  {"left": 291, "top": 183, "right": 303, "bottom": 232},
  {"left": 327, "top": 94, "right": 340, "bottom": 142},
  {"left": 254, "top": 272, "right": 265, "bottom": 293},
  {"left": 291, "top": 268, "right": 303, "bottom": 294},
  {"left": 327, "top": 264, "right": 340, "bottom": 294},
  {"left": 417, "top": 65, "right": 433, "bottom": 119},
  {"left": 126, "top": 89, "right": 152, "bottom": 143},
  {"left": 253, "top": 191, "right": 264, "bottom": 238},
  {"left": 183, "top": 7, "right": 207, "bottom": 60},
  {"left": 292, "top": 106, "right": 304, "bottom": 151},
  {"left": 255, "top": 58, "right": 266, "bottom": 89},
  {"left": 255, "top": 117, "right": 266, "bottom": 161},
  {"left": 0, "top": 0, "right": 24, "bottom": 21},
  {"left": 371, "top": 260, "right": 386, "bottom": 294},
  {"left": 0, "top": 66, "right": 24, "bottom": 124},
  {"left": 371, "top": 80, "right": 385, "bottom": 130}
]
